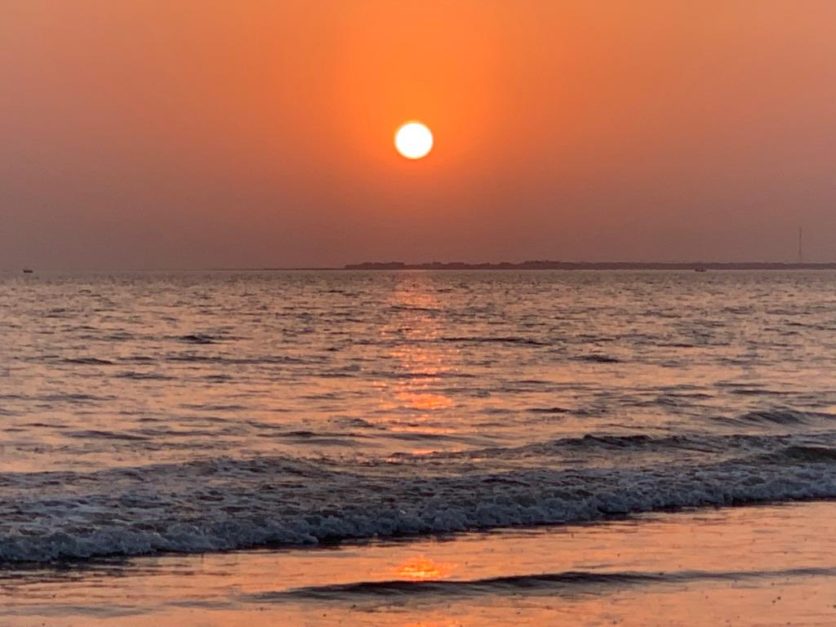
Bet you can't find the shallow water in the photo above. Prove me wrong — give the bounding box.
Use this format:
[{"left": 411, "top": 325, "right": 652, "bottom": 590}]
[
  {"left": 1, "top": 503, "right": 834, "bottom": 625},
  {"left": 1, "top": 270, "right": 835, "bottom": 562}
]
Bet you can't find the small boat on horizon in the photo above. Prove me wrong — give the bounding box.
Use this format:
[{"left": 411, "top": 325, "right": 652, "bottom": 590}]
[
  {"left": 694, "top": 266, "right": 707, "bottom": 273},
  {"left": 22, "top": 268, "right": 34, "bottom": 274}
]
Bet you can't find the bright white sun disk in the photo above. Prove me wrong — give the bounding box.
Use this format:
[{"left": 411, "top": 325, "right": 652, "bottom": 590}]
[{"left": 395, "top": 122, "right": 433, "bottom": 159}]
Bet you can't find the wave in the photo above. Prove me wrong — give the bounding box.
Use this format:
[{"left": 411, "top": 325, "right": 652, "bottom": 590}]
[
  {"left": 178, "top": 334, "right": 219, "bottom": 344},
  {"left": 440, "top": 336, "right": 548, "bottom": 346},
  {"left": 65, "top": 429, "right": 151, "bottom": 442},
  {"left": 61, "top": 357, "right": 115, "bottom": 366},
  {"left": 0, "top": 442, "right": 834, "bottom": 565},
  {"left": 760, "top": 445, "right": 836, "bottom": 464},
  {"left": 165, "top": 354, "right": 310, "bottom": 365},
  {"left": 717, "top": 408, "right": 835, "bottom": 427},
  {"left": 387, "top": 433, "right": 813, "bottom": 464},
  {"left": 115, "top": 371, "right": 174, "bottom": 381},
  {"left": 271, "top": 567, "right": 836, "bottom": 599},
  {"left": 575, "top": 354, "right": 621, "bottom": 364},
  {"left": 389, "top": 304, "right": 442, "bottom": 313}
]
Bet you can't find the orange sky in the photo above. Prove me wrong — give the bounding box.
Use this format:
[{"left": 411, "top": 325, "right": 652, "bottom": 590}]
[{"left": 2, "top": 0, "right": 836, "bottom": 269}]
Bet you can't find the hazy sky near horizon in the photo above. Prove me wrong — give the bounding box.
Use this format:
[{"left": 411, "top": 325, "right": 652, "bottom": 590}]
[{"left": 2, "top": 1, "right": 836, "bottom": 269}]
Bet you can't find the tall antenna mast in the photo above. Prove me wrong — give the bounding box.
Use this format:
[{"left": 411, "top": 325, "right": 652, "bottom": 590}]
[{"left": 797, "top": 226, "right": 803, "bottom": 263}]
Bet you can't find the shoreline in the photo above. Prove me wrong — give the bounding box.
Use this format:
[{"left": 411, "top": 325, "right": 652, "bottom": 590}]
[{"left": 2, "top": 501, "right": 834, "bottom": 625}]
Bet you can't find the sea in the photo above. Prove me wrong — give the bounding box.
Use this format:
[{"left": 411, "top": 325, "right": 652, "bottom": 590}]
[{"left": 1, "top": 270, "right": 835, "bottom": 624}]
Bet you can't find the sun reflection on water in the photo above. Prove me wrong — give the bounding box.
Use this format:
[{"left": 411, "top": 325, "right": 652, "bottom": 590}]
[
  {"left": 377, "top": 276, "right": 460, "bottom": 443},
  {"left": 395, "top": 556, "right": 455, "bottom": 581}
]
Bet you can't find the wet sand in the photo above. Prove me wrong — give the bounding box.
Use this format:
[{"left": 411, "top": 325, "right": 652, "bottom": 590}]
[{"left": 1, "top": 502, "right": 834, "bottom": 625}]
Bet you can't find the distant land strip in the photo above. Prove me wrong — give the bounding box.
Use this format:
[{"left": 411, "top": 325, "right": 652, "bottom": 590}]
[{"left": 343, "top": 261, "right": 836, "bottom": 271}]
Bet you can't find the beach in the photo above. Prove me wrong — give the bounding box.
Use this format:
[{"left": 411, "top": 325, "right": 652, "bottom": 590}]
[{"left": 2, "top": 503, "right": 833, "bottom": 625}]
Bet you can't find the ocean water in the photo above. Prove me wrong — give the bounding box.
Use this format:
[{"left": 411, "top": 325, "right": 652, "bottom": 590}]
[{"left": 1, "top": 270, "right": 835, "bottom": 564}]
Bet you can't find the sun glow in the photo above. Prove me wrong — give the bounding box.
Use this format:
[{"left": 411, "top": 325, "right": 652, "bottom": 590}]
[
  {"left": 396, "top": 556, "right": 453, "bottom": 581},
  {"left": 395, "top": 122, "right": 433, "bottom": 159}
]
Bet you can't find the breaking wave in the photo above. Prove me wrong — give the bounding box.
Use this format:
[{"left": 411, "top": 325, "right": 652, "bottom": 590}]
[{"left": 0, "top": 438, "right": 834, "bottom": 564}]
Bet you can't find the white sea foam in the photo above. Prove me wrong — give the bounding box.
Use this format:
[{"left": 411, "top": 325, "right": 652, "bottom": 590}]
[{"left": 0, "top": 442, "right": 833, "bottom": 563}]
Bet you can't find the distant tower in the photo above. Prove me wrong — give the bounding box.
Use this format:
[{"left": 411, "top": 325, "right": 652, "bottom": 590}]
[{"left": 797, "top": 226, "right": 804, "bottom": 263}]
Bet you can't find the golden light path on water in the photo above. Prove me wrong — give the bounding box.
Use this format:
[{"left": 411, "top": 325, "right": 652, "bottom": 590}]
[{"left": 376, "top": 277, "right": 458, "bottom": 453}]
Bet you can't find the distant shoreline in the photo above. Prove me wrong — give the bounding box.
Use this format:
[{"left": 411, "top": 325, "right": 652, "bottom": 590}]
[
  {"left": 342, "top": 261, "right": 836, "bottom": 271},
  {"left": 11, "top": 262, "right": 836, "bottom": 273}
]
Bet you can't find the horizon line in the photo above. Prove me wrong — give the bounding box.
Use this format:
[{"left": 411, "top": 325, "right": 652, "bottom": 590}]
[{"left": 7, "top": 259, "right": 836, "bottom": 273}]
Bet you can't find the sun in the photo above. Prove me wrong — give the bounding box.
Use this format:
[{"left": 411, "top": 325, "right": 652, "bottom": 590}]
[{"left": 395, "top": 122, "right": 433, "bottom": 160}]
